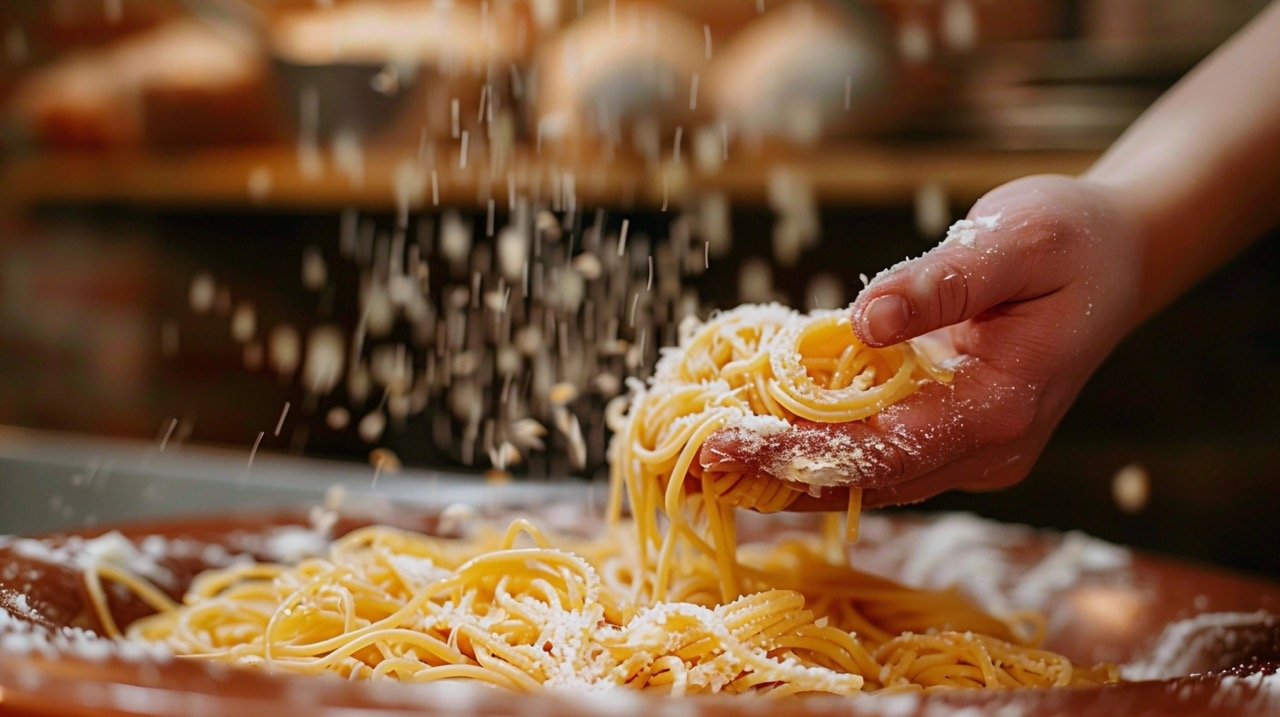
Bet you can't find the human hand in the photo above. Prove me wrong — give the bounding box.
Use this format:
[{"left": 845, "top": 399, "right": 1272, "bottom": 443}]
[{"left": 699, "top": 174, "right": 1147, "bottom": 509}]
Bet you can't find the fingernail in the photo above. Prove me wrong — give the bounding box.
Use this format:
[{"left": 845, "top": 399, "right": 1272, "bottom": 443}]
[{"left": 860, "top": 295, "right": 912, "bottom": 344}]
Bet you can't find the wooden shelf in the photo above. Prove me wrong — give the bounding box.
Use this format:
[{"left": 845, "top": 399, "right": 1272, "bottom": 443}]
[{"left": 0, "top": 144, "right": 1099, "bottom": 211}]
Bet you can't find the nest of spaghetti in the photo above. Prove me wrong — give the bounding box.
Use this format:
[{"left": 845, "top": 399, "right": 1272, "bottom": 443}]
[
  {"left": 609, "top": 303, "right": 956, "bottom": 520},
  {"left": 114, "top": 304, "right": 1117, "bottom": 695}
]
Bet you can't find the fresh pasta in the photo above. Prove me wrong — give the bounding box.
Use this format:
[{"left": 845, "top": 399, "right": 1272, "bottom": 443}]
[{"left": 113, "top": 304, "right": 1116, "bottom": 694}]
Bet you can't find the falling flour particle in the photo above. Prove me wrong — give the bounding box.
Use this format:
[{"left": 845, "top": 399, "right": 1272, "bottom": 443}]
[
  {"left": 914, "top": 182, "right": 949, "bottom": 237},
  {"left": 806, "top": 274, "right": 845, "bottom": 310},
  {"left": 230, "top": 302, "right": 257, "bottom": 342},
  {"left": 332, "top": 131, "right": 366, "bottom": 186},
  {"left": 273, "top": 402, "right": 291, "bottom": 437},
  {"left": 326, "top": 407, "right": 351, "bottom": 430},
  {"left": 1111, "top": 463, "right": 1150, "bottom": 514},
  {"left": 188, "top": 273, "right": 216, "bottom": 313},
  {"left": 370, "top": 64, "right": 400, "bottom": 95},
  {"left": 369, "top": 447, "right": 402, "bottom": 474},
  {"left": 358, "top": 411, "right": 387, "bottom": 443},
  {"left": 438, "top": 503, "right": 480, "bottom": 537},
  {"left": 941, "top": 0, "right": 978, "bottom": 51},
  {"left": 301, "top": 245, "right": 328, "bottom": 290},
  {"left": 617, "top": 219, "right": 630, "bottom": 257},
  {"left": 269, "top": 324, "right": 301, "bottom": 376},
  {"left": 898, "top": 21, "right": 931, "bottom": 64},
  {"left": 247, "top": 167, "right": 272, "bottom": 203},
  {"left": 693, "top": 126, "right": 722, "bottom": 172},
  {"left": 247, "top": 431, "right": 265, "bottom": 467},
  {"left": 302, "top": 325, "right": 345, "bottom": 395},
  {"left": 158, "top": 418, "right": 178, "bottom": 452}
]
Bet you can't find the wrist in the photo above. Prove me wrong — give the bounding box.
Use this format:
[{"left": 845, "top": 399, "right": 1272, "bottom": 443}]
[{"left": 1074, "top": 173, "right": 1164, "bottom": 335}]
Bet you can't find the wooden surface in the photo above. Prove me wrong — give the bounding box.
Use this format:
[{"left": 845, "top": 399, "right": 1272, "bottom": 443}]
[{"left": 0, "top": 144, "right": 1100, "bottom": 210}]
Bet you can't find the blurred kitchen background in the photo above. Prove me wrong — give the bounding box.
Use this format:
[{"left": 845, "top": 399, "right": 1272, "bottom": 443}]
[{"left": 2, "top": 0, "right": 1279, "bottom": 576}]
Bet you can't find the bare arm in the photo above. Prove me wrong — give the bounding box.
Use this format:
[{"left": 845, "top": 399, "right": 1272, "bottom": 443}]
[
  {"left": 703, "top": 3, "right": 1280, "bottom": 508},
  {"left": 1088, "top": 0, "right": 1280, "bottom": 327}
]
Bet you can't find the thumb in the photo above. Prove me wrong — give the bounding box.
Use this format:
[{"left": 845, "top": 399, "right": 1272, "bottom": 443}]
[{"left": 852, "top": 204, "right": 1072, "bottom": 347}]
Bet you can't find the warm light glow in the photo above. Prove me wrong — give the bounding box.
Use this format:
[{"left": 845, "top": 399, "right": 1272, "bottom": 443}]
[{"left": 1071, "top": 585, "right": 1147, "bottom": 637}]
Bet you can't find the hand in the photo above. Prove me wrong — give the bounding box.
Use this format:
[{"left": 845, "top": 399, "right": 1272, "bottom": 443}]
[{"left": 699, "top": 174, "right": 1146, "bottom": 509}]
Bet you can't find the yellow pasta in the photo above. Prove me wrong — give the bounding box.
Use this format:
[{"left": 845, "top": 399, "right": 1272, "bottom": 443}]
[{"left": 110, "top": 304, "right": 1115, "bottom": 695}]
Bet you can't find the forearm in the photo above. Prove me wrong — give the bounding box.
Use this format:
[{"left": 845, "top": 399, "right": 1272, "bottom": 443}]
[{"left": 1085, "top": 1, "right": 1280, "bottom": 328}]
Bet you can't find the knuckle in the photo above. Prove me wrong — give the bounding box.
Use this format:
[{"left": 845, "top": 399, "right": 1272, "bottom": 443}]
[
  {"left": 975, "top": 175, "right": 1088, "bottom": 259},
  {"left": 929, "top": 259, "right": 971, "bottom": 324},
  {"left": 1019, "top": 212, "right": 1077, "bottom": 255}
]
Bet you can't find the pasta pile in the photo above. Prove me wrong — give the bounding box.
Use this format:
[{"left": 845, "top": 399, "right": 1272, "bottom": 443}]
[{"left": 115, "top": 304, "right": 1116, "bottom": 694}]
